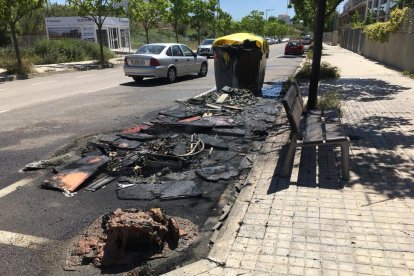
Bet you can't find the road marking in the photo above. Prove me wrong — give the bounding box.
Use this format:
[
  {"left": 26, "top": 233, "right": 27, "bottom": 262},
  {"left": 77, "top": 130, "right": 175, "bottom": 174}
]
[
  {"left": 0, "top": 230, "right": 51, "bottom": 249},
  {"left": 82, "top": 84, "right": 118, "bottom": 94},
  {"left": 0, "top": 88, "right": 6, "bottom": 91},
  {"left": 0, "top": 178, "right": 33, "bottom": 199},
  {"left": 76, "top": 74, "right": 97, "bottom": 78},
  {"left": 0, "top": 110, "right": 10, "bottom": 114},
  {"left": 31, "top": 80, "right": 58, "bottom": 86}
]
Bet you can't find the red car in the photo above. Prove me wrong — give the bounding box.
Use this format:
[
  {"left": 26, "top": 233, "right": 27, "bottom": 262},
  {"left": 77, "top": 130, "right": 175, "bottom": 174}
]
[{"left": 284, "top": 40, "right": 304, "bottom": 55}]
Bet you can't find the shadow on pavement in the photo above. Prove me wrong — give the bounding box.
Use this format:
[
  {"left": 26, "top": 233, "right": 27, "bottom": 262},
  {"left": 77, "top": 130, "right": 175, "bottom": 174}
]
[
  {"left": 120, "top": 75, "right": 200, "bottom": 88},
  {"left": 278, "top": 55, "right": 304, "bottom": 59},
  {"left": 268, "top": 78, "right": 414, "bottom": 201},
  {"left": 315, "top": 78, "right": 411, "bottom": 102}
]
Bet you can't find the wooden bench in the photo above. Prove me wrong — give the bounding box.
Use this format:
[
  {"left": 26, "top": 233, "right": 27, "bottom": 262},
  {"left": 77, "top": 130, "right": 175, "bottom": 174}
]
[{"left": 281, "top": 84, "right": 350, "bottom": 180}]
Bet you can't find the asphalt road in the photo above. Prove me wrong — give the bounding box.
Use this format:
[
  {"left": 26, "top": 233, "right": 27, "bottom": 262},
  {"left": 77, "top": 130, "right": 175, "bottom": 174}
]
[{"left": 0, "top": 43, "right": 303, "bottom": 276}]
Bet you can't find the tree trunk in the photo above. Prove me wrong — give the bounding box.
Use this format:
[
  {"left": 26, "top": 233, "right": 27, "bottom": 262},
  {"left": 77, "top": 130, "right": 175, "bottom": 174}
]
[
  {"left": 307, "top": 0, "right": 327, "bottom": 110},
  {"left": 145, "top": 27, "right": 149, "bottom": 44},
  {"left": 197, "top": 29, "right": 201, "bottom": 45},
  {"left": 97, "top": 25, "right": 105, "bottom": 64},
  {"left": 174, "top": 20, "right": 179, "bottom": 43},
  {"left": 9, "top": 23, "right": 22, "bottom": 74}
]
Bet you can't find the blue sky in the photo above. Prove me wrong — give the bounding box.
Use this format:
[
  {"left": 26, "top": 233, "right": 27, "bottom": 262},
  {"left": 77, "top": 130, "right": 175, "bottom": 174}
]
[
  {"left": 52, "top": 0, "right": 345, "bottom": 22},
  {"left": 219, "top": 0, "right": 293, "bottom": 21}
]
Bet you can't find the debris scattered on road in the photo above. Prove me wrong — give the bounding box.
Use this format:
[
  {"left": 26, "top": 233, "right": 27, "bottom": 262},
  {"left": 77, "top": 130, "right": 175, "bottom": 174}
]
[
  {"left": 43, "top": 156, "right": 109, "bottom": 192},
  {"left": 30, "top": 86, "right": 280, "bottom": 201},
  {"left": 196, "top": 165, "right": 239, "bottom": 182},
  {"left": 116, "top": 180, "right": 202, "bottom": 200},
  {"left": 23, "top": 152, "right": 80, "bottom": 171}
]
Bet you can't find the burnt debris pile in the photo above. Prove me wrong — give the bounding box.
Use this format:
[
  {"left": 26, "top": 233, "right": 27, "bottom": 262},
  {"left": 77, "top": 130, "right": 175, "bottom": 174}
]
[
  {"left": 24, "top": 86, "right": 281, "bottom": 199},
  {"left": 66, "top": 208, "right": 198, "bottom": 268}
]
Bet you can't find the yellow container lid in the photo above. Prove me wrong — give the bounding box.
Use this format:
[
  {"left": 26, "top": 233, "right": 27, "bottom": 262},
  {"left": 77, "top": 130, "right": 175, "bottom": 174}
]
[{"left": 212, "top": 33, "right": 269, "bottom": 54}]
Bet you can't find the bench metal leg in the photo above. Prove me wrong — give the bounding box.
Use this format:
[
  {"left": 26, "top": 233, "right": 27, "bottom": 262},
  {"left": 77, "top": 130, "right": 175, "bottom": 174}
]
[
  {"left": 281, "top": 134, "right": 297, "bottom": 177},
  {"left": 340, "top": 138, "right": 350, "bottom": 180}
]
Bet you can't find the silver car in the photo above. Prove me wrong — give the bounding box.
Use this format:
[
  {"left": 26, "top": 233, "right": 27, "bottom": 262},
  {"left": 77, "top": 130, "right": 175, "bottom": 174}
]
[{"left": 124, "top": 43, "right": 208, "bottom": 82}]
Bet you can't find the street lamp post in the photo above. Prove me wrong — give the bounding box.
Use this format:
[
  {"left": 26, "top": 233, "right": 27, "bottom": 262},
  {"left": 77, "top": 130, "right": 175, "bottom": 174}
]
[{"left": 265, "top": 9, "right": 275, "bottom": 20}]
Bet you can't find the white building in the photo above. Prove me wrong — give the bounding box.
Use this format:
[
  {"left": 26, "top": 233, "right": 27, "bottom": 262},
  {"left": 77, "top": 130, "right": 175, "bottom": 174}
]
[{"left": 45, "top": 17, "right": 131, "bottom": 50}]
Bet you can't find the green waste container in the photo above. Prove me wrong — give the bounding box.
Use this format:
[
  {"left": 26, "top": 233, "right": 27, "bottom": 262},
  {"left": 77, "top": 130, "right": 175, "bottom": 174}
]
[{"left": 212, "top": 33, "right": 269, "bottom": 95}]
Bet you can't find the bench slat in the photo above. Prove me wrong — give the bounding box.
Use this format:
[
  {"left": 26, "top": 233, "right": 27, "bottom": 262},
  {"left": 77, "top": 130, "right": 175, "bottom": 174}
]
[
  {"left": 290, "top": 98, "right": 302, "bottom": 132},
  {"left": 304, "top": 114, "right": 324, "bottom": 144},
  {"left": 323, "top": 109, "right": 341, "bottom": 123},
  {"left": 283, "top": 86, "right": 297, "bottom": 111},
  {"left": 325, "top": 123, "right": 347, "bottom": 142}
]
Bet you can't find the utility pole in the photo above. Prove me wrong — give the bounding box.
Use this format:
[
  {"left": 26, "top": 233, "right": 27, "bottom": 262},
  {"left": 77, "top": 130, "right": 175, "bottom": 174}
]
[{"left": 265, "top": 8, "right": 275, "bottom": 20}]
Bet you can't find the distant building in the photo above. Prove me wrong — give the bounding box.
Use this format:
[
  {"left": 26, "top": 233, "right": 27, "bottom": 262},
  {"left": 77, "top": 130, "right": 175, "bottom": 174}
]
[
  {"left": 339, "top": 0, "right": 398, "bottom": 29},
  {"left": 277, "top": 14, "right": 291, "bottom": 24},
  {"left": 45, "top": 17, "right": 131, "bottom": 50}
]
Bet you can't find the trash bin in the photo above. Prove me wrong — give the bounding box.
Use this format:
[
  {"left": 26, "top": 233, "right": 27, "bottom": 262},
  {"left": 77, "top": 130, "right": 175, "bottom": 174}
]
[{"left": 212, "top": 33, "right": 269, "bottom": 95}]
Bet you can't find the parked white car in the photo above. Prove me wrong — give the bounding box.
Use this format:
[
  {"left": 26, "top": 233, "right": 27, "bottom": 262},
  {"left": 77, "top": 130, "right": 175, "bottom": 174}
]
[{"left": 124, "top": 43, "right": 208, "bottom": 83}]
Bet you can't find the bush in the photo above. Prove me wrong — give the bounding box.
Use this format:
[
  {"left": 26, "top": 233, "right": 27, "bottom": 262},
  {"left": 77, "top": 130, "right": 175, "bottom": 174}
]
[
  {"left": 402, "top": 70, "right": 414, "bottom": 79},
  {"left": 33, "top": 39, "right": 115, "bottom": 64},
  {"left": 0, "top": 47, "right": 33, "bottom": 74},
  {"left": 295, "top": 61, "right": 340, "bottom": 80},
  {"left": 317, "top": 91, "right": 342, "bottom": 116},
  {"left": 364, "top": 7, "right": 408, "bottom": 43}
]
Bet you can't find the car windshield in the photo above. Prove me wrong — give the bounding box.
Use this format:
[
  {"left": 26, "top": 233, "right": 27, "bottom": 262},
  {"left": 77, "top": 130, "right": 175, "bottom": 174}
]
[
  {"left": 288, "top": 42, "right": 299, "bottom": 46},
  {"left": 136, "top": 45, "right": 166, "bottom": 55},
  {"left": 201, "top": 39, "right": 215, "bottom": 45}
]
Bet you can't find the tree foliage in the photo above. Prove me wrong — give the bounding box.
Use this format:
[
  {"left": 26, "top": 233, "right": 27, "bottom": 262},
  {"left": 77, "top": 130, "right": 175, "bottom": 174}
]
[
  {"left": 215, "top": 10, "right": 234, "bottom": 36},
  {"left": 240, "top": 10, "right": 265, "bottom": 35},
  {"left": 45, "top": 3, "right": 78, "bottom": 17},
  {"left": 289, "top": 0, "right": 343, "bottom": 29},
  {"left": 190, "top": 0, "right": 217, "bottom": 44},
  {"left": 167, "top": 0, "right": 191, "bottom": 42},
  {"left": 0, "top": 0, "right": 45, "bottom": 74},
  {"left": 68, "top": 0, "right": 125, "bottom": 63},
  {"left": 264, "top": 21, "right": 289, "bottom": 38},
  {"left": 129, "top": 0, "right": 169, "bottom": 44}
]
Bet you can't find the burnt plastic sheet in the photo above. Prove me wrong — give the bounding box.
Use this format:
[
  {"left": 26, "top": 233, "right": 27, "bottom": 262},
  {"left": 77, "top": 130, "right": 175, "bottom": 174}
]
[
  {"left": 172, "top": 142, "right": 188, "bottom": 156},
  {"left": 239, "top": 154, "right": 257, "bottom": 170},
  {"left": 200, "top": 117, "right": 235, "bottom": 128},
  {"left": 160, "top": 181, "right": 202, "bottom": 200},
  {"left": 116, "top": 181, "right": 201, "bottom": 200},
  {"left": 117, "top": 133, "right": 155, "bottom": 141},
  {"left": 97, "top": 134, "right": 120, "bottom": 143},
  {"left": 212, "top": 128, "right": 246, "bottom": 137},
  {"left": 198, "top": 134, "right": 228, "bottom": 149},
  {"left": 122, "top": 124, "right": 151, "bottom": 134},
  {"left": 43, "top": 156, "right": 109, "bottom": 192},
  {"left": 112, "top": 139, "right": 141, "bottom": 150},
  {"left": 117, "top": 184, "right": 160, "bottom": 200},
  {"left": 159, "top": 107, "right": 200, "bottom": 119},
  {"left": 153, "top": 120, "right": 215, "bottom": 133},
  {"left": 196, "top": 165, "right": 239, "bottom": 181}
]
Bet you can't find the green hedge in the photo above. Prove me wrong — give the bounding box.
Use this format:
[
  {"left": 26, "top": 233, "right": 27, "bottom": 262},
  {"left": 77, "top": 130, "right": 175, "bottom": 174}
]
[{"left": 32, "top": 39, "right": 115, "bottom": 64}]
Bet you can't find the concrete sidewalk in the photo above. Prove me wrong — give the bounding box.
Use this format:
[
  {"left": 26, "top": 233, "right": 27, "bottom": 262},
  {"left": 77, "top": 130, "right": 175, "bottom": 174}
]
[{"left": 164, "top": 45, "right": 414, "bottom": 275}]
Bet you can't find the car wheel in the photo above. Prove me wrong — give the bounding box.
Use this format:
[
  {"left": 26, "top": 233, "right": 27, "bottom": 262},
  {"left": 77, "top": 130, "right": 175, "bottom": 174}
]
[
  {"left": 198, "top": 62, "right": 208, "bottom": 77},
  {"left": 132, "top": 76, "right": 143, "bottom": 82},
  {"left": 167, "top": 67, "right": 177, "bottom": 83}
]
